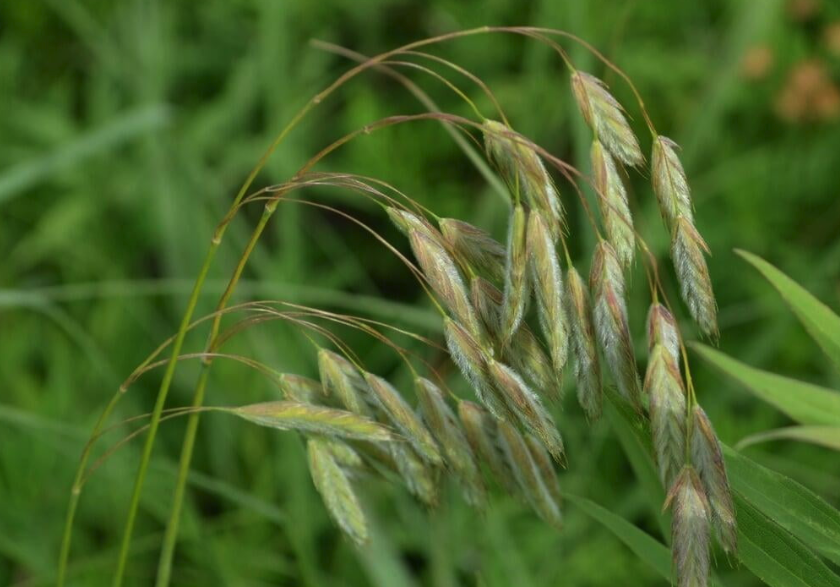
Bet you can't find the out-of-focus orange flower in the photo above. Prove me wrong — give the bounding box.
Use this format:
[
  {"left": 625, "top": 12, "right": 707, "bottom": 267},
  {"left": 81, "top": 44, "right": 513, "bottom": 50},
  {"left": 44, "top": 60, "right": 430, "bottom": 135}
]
[
  {"left": 787, "top": 0, "right": 820, "bottom": 21},
  {"left": 775, "top": 59, "right": 840, "bottom": 122},
  {"left": 824, "top": 21, "right": 840, "bottom": 57},
  {"left": 741, "top": 45, "right": 774, "bottom": 80}
]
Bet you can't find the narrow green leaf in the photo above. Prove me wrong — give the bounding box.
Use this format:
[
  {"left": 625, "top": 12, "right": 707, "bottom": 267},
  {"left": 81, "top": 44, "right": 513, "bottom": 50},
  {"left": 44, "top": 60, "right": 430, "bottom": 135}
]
[
  {"left": 735, "top": 496, "right": 840, "bottom": 587},
  {"left": 566, "top": 493, "right": 671, "bottom": 580},
  {"left": 737, "top": 249, "right": 840, "bottom": 371},
  {"left": 737, "top": 426, "right": 840, "bottom": 452},
  {"left": 692, "top": 344, "right": 840, "bottom": 426},
  {"left": 229, "top": 401, "right": 394, "bottom": 441},
  {"left": 723, "top": 445, "right": 840, "bottom": 564}
]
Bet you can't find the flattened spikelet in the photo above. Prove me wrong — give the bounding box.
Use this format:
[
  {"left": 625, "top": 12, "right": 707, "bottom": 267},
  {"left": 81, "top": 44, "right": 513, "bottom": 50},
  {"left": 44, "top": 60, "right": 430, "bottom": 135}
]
[
  {"left": 565, "top": 266, "right": 602, "bottom": 421},
  {"left": 488, "top": 360, "right": 565, "bottom": 462},
  {"left": 645, "top": 346, "right": 687, "bottom": 488},
  {"left": 232, "top": 401, "right": 393, "bottom": 442},
  {"left": 500, "top": 205, "right": 530, "bottom": 345},
  {"left": 652, "top": 136, "right": 693, "bottom": 228},
  {"left": 318, "top": 349, "right": 371, "bottom": 416},
  {"left": 691, "top": 406, "right": 737, "bottom": 554},
  {"left": 672, "top": 217, "right": 718, "bottom": 338},
  {"left": 390, "top": 442, "right": 438, "bottom": 506},
  {"left": 483, "top": 120, "right": 563, "bottom": 236},
  {"left": 458, "top": 401, "right": 519, "bottom": 494},
  {"left": 415, "top": 378, "right": 486, "bottom": 507},
  {"left": 278, "top": 373, "right": 328, "bottom": 404},
  {"left": 387, "top": 207, "right": 442, "bottom": 243},
  {"left": 590, "top": 242, "right": 641, "bottom": 411},
  {"left": 496, "top": 420, "right": 563, "bottom": 529},
  {"left": 308, "top": 438, "right": 368, "bottom": 545},
  {"left": 572, "top": 71, "right": 643, "bottom": 166},
  {"left": 591, "top": 140, "right": 635, "bottom": 267},
  {"left": 527, "top": 212, "right": 569, "bottom": 378},
  {"left": 441, "top": 218, "right": 506, "bottom": 281},
  {"left": 524, "top": 433, "right": 561, "bottom": 504},
  {"left": 666, "top": 466, "right": 711, "bottom": 587},
  {"left": 647, "top": 303, "right": 681, "bottom": 368},
  {"left": 410, "top": 229, "right": 483, "bottom": 338},
  {"left": 364, "top": 373, "right": 442, "bottom": 465}
]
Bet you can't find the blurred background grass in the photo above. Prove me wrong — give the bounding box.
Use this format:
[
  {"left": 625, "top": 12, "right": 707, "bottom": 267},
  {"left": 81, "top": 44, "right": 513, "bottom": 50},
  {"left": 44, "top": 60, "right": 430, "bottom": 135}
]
[{"left": 2, "top": 0, "right": 840, "bottom": 585}]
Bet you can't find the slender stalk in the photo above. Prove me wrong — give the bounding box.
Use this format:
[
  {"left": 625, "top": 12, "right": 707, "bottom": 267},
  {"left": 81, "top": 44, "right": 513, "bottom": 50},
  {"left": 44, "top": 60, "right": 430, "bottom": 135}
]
[{"left": 154, "top": 208, "right": 274, "bottom": 586}]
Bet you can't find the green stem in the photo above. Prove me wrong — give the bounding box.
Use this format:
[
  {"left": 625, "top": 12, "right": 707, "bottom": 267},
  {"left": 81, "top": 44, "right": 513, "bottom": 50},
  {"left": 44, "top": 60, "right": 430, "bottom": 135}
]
[{"left": 154, "top": 208, "right": 274, "bottom": 587}]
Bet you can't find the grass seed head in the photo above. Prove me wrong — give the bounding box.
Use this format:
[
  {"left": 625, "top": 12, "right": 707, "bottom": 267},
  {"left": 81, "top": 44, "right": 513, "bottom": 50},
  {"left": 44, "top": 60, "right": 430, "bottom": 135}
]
[
  {"left": 415, "top": 378, "right": 486, "bottom": 508},
  {"left": 590, "top": 241, "right": 642, "bottom": 411},
  {"left": 363, "top": 372, "right": 442, "bottom": 465},
  {"left": 666, "top": 465, "right": 711, "bottom": 587},
  {"left": 591, "top": 139, "right": 635, "bottom": 267},
  {"left": 651, "top": 136, "right": 694, "bottom": 229},
  {"left": 500, "top": 205, "right": 530, "bottom": 346},
  {"left": 671, "top": 217, "right": 718, "bottom": 338},
  {"left": 318, "top": 349, "right": 372, "bottom": 416},
  {"left": 496, "top": 419, "right": 563, "bottom": 529},
  {"left": 647, "top": 303, "right": 681, "bottom": 368},
  {"left": 524, "top": 433, "right": 562, "bottom": 504},
  {"left": 565, "top": 266, "right": 603, "bottom": 421},
  {"left": 458, "top": 400, "right": 520, "bottom": 495},
  {"left": 390, "top": 442, "right": 439, "bottom": 506},
  {"left": 571, "top": 71, "right": 644, "bottom": 167},
  {"left": 440, "top": 218, "right": 506, "bottom": 282},
  {"left": 527, "top": 212, "right": 569, "bottom": 380},
  {"left": 387, "top": 207, "right": 442, "bottom": 243},
  {"left": 308, "top": 438, "right": 369, "bottom": 546},
  {"left": 278, "top": 373, "right": 329, "bottom": 404},
  {"left": 645, "top": 345, "right": 687, "bottom": 488},
  {"left": 691, "top": 405, "right": 737, "bottom": 554}
]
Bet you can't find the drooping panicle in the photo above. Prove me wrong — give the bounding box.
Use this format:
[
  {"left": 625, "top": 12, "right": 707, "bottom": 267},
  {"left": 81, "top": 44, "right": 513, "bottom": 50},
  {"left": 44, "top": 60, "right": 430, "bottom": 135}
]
[
  {"left": 318, "top": 349, "right": 372, "bottom": 416},
  {"left": 671, "top": 217, "right": 718, "bottom": 338},
  {"left": 647, "top": 303, "right": 681, "bottom": 368},
  {"left": 440, "top": 218, "right": 506, "bottom": 282},
  {"left": 526, "top": 212, "right": 569, "bottom": 379},
  {"left": 666, "top": 466, "right": 711, "bottom": 587},
  {"left": 591, "top": 139, "right": 635, "bottom": 267},
  {"left": 390, "top": 442, "right": 439, "bottom": 506},
  {"left": 387, "top": 207, "right": 442, "bottom": 243},
  {"left": 409, "top": 228, "right": 483, "bottom": 338},
  {"left": 500, "top": 205, "right": 529, "bottom": 345},
  {"left": 590, "top": 241, "right": 642, "bottom": 411},
  {"left": 415, "top": 378, "right": 486, "bottom": 508},
  {"left": 278, "top": 373, "right": 329, "bottom": 405},
  {"left": 308, "top": 438, "right": 368, "bottom": 545},
  {"left": 691, "top": 406, "right": 737, "bottom": 554},
  {"left": 644, "top": 345, "right": 687, "bottom": 488},
  {"left": 651, "top": 136, "right": 693, "bottom": 228},
  {"left": 524, "top": 433, "right": 562, "bottom": 504},
  {"left": 487, "top": 359, "right": 565, "bottom": 462},
  {"left": 496, "top": 419, "right": 563, "bottom": 529},
  {"left": 482, "top": 120, "right": 564, "bottom": 237},
  {"left": 363, "top": 373, "right": 442, "bottom": 466},
  {"left": 565, "top": 266, "right": 602, "bottom": 421},
  {"left": 571, "top": 71, "right": 643, "bottom": 167},
  {"left": 458, "top": 401, "right": 519, "bottom": 495}
]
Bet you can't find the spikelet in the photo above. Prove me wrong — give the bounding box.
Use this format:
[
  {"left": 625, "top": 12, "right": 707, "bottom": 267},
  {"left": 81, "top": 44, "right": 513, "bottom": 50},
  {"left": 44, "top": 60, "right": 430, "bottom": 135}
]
[
  {"left": 415, "top": 378, "right": 486, "bottom": 508},
  {"left": 387, "top": 207, "right": 442, "bottom": 243},
  {"left": 500, "top": 205, "right": 529, "bottom": 345},
  {"left": 443, "top": 317, "right": 508, "bottom": 419},
  {"left": 390, "top": 442, "right": 438, "bottom": 506},
  {"left": 470, "top": 277, "right": 556, "bottom": 397},
  {"left": 526, "top": 212, "right": 568, "bottom": 378},
  {"left": 647, "top": 303, "right": 681, "bottom": 368},
  {"left": 231, "top": 401, "right": 394, "bottom": 442},
  {"left": 363, "top": 373, "right": 442, "bottom": 466},
  {"left": 651, "top": 136, "right": 693, "bottom": 228},
  {"left": 666, "top": 466, "right": 711, "bottom": 587},
  {"left": 671, "top": 217, "right": 718, "bottom": 338},
  {"left": 308, "top": 438, "right": 368, "bottom": 545},
  {"left": 571, "top": 71, "right": 643, "bottom": 167},
  {"left": 565, "top": 266, "right": 602, "bottom": 421},
  {"left": 409, "top": 229, "right": 483, "bottom": 339},
  {"left": 487, "top": 359, "right": 565, "bottom": 462},
  {"left": 524, "top": 433, "right": 562, "bottom": 504},
  {"left": 318, "top": 349, "right": 372, "bottom": 416},
  {"left": 483, "top": 120, "right": 563, "bottom": 237},
  {"left": 322, "top": 438, "right": 364, "bottom": 468},
  {"left": 591, "top": 140, "right": 635, "bottom": 267},
  {"left": 440, "top": 218, "right": 506, "bottom": 282},
  {"left": 458, "top": 401, "right": 520, "bottom": 495},
  {"left": 278, "top": 373, "right": 329, "bottom": 405},
  {"left": 496, "top": 420, "right": 563, "bottom": 529},
  {"left": 590, "top": 241, "right": 642, "bottom": 411},
  {"left": 644, "top": 345, "right": 687, "bottom": 488},
  {"left": 691, "top": 406, "right": 737, "bottom": 554}
]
